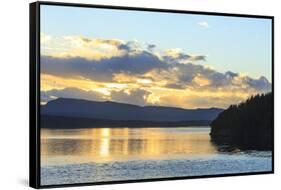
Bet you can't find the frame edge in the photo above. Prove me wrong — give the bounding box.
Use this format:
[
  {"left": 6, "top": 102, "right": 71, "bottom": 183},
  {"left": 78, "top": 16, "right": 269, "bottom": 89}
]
[
  {"left": 32, "top": 1, "right": 274, "bottom": 188},
  {"left": 29, "top": 1, "right": 40, "bottom": 189}
]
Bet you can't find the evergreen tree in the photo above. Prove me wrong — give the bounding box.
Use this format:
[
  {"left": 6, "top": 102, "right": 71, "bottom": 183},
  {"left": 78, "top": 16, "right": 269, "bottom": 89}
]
[{"left": 210, "top": 92, "right": 273, "bottom": 150}]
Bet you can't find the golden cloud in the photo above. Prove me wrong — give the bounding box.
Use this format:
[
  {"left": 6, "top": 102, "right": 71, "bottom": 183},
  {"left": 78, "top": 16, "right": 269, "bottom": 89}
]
[{"left": 40, "top": 35, "right": 271, "bottom": 108}]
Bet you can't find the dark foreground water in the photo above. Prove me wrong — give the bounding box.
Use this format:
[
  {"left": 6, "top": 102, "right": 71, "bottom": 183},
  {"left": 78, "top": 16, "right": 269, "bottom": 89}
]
[{"left": 41, "top": 127, "right": 272, "bottom": 185}]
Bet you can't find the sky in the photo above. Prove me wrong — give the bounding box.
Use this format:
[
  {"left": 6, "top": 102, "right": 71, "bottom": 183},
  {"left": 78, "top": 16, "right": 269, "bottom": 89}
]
[{"left": 40, "top": 5, "right": 272, "bottom": 109}]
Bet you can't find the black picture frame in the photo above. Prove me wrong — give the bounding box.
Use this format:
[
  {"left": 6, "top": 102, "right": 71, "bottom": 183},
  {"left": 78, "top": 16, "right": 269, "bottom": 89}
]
[{"left": 29, "top": 1, "right": 274, "bottom": 189}]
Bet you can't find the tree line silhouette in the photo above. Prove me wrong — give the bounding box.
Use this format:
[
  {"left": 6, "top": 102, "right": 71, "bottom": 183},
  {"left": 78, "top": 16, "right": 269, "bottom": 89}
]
[{"left": 210, "top": 92, "right": 273, "bottom": 150}]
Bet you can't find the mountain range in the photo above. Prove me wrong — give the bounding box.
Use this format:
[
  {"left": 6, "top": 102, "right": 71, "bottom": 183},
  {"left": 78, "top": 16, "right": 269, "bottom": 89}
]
[{"left": 41, "top": 98, "right": 223, "bottom": 122}]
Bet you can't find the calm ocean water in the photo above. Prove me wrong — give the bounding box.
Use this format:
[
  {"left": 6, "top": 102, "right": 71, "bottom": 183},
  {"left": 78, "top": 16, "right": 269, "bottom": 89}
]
[{"left": 41, "top": 127, "right": 272, "bottom": 185}]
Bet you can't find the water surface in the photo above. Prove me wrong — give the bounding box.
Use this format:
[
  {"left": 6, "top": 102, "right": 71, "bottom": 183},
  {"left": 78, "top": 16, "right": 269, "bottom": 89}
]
[{"left": 41, "top": 127, "right": 272, "bottom": 185}]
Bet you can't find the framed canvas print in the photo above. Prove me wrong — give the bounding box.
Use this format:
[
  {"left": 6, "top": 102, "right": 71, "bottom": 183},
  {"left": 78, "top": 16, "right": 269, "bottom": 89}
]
[{"left": 29, "top": 1, "right": 274, "bottom": 188}]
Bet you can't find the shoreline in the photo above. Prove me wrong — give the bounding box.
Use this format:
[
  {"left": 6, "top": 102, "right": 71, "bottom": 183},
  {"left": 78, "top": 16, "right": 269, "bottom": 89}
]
[{"left": 41, "top": 115, "right": 212, "bottom": 129}]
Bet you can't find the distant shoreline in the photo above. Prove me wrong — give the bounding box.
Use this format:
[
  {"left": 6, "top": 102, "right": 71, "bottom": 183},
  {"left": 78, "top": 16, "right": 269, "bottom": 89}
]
[{"left": 41, "top": 115, "right": 212, "bottom": 129}]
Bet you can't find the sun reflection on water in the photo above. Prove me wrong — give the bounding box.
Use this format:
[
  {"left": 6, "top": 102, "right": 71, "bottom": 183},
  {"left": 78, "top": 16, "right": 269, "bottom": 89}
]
[{"left": 41, "top": 127, "right": 216, "bottom": 166}]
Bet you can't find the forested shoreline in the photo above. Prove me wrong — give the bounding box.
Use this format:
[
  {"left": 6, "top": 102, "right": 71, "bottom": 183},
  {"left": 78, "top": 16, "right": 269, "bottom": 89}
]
[{"left": 210, "top": 93, "right": 273, "bottom": 150}]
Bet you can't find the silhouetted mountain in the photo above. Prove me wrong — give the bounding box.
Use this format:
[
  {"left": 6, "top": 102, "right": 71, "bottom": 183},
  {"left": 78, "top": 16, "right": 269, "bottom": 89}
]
[
  {"left": 210, "top": 93, "right": 273, "bottom": 150},
  {"left": 41, "top": 98, "right": 223, "bottom": 122}
]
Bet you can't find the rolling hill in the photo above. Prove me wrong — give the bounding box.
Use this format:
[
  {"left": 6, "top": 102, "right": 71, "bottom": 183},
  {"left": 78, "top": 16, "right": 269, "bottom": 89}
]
[{"left": 41, "top": 98, "right": 224, "bottom": 128}]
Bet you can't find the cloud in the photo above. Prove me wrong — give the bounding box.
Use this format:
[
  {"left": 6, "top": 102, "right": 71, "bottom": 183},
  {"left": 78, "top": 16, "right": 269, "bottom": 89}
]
[
  {"left": 40, "top": 35, "right": 272, "bottom": 108},
  {"left": 147, "top": 44, "right": 156, "bottom": 52},
  {"left": 242, "top": 76, "right": 271, "bottom": 92},
  {"left": 155, "top": 62, "right": 271, "bottom": 93},
  {"left": 158, "top": 94, "right": 246, "bottom": 109},
  {"left": 41, "top": 50, "right": 166, "bottom": 82},
  {"left": 111, "top": 88, "right": 151, "bottom": 106},
  {"left": 41, "top": 88, "right": 106, "bottom": 103},
  {"left": 41, "top": 87, "right": 152, "bottom": 106},
  {"left": 41, "top": 33, "right": 52, "bottom": 44},
  {"left": 190, "top": 55, "right": 206, "bottom": 61},
  {"left": 117, "top": 40, "right": 142, "bottom": 54},
  {"left": 41, "top": 34, "right": 207, "bottom": 62},
  {"left": 198, "top": 21, "right": 209, "bottom": 28},
  {"left": 164, "top": 83, "right": 186, "bottom": 90},
  {"left": 42, "top": 35, "right": 125, "bottom": 60},
  {"left": 163, "top": 49, "right": 206, "bottom": 64},
  {"left": 41, "top": 50, "right": 271, "bottom": 94},
  {"left": 225, "top": 71, "right": 238, "bottom": 77}
]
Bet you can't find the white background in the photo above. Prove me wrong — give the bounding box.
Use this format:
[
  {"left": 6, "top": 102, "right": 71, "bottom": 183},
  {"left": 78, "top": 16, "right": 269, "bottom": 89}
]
[{"left": 0, "top": 0, "right": 279, "bottom": 189}]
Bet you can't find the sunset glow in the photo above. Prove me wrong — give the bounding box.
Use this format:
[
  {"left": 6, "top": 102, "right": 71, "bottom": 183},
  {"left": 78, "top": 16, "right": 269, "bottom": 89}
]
[{"left": 40, "top": 5, "right": 272, "bottom": 109}]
